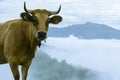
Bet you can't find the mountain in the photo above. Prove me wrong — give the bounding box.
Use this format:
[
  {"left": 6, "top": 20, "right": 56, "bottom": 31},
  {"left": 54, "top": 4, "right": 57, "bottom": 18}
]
[
  {"left": 28, "top": 49, "right": 101, "bottom": 80},
  {"left": 48, "top": 22, "right": 120, "bottom": 39}
]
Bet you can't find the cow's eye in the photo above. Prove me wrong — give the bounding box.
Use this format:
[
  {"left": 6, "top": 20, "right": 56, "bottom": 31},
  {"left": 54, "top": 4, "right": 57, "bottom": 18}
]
[
  {"left": 46, "top": 18, "right": 50, "bottom": 26},
  {"left": 31, "top": 16, "right": 38, "bottom": 26},
  {"left": 47, "top": 18, "right": 50, "bottom": 23}
]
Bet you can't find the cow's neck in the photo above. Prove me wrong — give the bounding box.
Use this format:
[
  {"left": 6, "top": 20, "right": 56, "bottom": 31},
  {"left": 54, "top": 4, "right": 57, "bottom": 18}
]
[{"left": 23, "top": 22, "right": 38, "bottom": 53}]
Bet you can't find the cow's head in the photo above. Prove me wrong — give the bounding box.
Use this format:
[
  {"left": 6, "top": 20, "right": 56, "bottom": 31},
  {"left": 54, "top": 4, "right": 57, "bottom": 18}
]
[{"left": 21, "top": 2, "right": 62, "bottom": 47}]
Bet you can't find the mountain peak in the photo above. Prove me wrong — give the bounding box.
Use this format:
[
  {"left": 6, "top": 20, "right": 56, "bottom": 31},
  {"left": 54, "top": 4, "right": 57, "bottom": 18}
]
[
  {"left": 85, "top": 21, "right": 93, "bottom": 24},
  {"left": 48, "top": 23, "right": 120, "bottom": 39}
]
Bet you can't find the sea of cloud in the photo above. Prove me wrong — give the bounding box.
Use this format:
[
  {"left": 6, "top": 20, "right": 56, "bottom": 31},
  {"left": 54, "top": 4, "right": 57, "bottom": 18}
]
[
  {"left": 0, "top": 36, "right": 120, "bottom": 80},
  {"left": 40, "top": 36, "right": 120, "bottom": 80}
]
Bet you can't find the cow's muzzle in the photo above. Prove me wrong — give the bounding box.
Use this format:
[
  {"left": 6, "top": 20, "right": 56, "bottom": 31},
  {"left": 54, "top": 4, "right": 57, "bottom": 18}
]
[{"left": 35, "top": 30, "right": 47, "bottom": 47}]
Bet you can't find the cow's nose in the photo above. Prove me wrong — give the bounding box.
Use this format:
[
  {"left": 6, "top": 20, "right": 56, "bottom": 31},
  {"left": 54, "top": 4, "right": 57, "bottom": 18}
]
[{"left": 36, "top": 31, "right": 47, "bottom": 39}]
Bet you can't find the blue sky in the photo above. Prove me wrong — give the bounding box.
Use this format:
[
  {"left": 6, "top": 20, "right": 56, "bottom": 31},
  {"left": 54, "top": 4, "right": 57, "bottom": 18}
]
[{"left": 0, "top": 0, "right": 120, "bottom": 29}]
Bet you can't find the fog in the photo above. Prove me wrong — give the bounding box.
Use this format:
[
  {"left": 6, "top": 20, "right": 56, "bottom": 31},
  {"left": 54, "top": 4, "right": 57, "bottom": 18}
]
[
  {"left": 40, "top": 36, "right": 120, "bottom": 80},
  {"left": 0, "top": 36, "right": 120, "bottom": 80}
]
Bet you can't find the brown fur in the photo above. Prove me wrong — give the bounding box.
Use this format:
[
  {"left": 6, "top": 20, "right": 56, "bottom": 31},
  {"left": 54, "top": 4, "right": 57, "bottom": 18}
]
[
  {"left": 0, "top": 19, "right": 37, "bottom": 80},
  {"left": 0, "top": 8, "right": 62, "bottom": 80}
]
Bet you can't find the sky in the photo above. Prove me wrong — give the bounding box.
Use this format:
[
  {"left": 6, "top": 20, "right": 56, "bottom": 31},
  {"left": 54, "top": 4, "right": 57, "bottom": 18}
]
[{"left": 0, "top": 0, "right": 120, "bottom": 29}]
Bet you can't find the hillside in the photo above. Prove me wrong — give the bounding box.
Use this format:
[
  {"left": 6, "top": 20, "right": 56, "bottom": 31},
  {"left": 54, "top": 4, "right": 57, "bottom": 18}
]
[
  {"left": 28, "top": 49, "right": 101, "bottom": 80},
  {"left": 48, "top": 22, "right": 120, "bottom": 39}
]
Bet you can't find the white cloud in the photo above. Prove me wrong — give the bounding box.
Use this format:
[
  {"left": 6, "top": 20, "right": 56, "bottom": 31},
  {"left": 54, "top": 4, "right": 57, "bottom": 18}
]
[
  {"left": 0, "top": 37, "right": 120, "bottom": 80},
  {"left": 40, "top": 37, "right": 120, "bottom": 80},
  {"left": 0, "top": 0, "right": 120, "bottom": 28}
]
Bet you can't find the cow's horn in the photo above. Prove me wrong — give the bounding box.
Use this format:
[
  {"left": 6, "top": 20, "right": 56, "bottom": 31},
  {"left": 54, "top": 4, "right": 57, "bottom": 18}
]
[
  {"left": 24, "top": 2, "right": 32, "bottom": 13},
  {"left": 50, "top": 5, "right": 61, "bottom": 15}
]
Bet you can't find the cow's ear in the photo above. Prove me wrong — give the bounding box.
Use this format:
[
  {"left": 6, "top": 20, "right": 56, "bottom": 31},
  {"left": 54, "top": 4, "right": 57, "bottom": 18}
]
[
  {"left": 20, "top": 12, "right": 38, "bottom": 26},
  {"left": 49, "top": 15, "right": 62, "bottom": 24},
  {"left": 20, "top": 12, "right": 33, "bottom": 21}
]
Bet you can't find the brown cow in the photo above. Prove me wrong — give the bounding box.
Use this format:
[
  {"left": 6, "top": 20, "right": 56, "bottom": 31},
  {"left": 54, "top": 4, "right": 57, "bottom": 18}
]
[{"left": 0, "top": 2, "right": 62, "bottom": 80}]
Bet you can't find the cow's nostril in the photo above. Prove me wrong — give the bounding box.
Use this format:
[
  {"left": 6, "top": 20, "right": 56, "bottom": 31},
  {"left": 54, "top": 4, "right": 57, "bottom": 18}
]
[{"left": 37, "top": 31, "right": 46, "bottom": 38}]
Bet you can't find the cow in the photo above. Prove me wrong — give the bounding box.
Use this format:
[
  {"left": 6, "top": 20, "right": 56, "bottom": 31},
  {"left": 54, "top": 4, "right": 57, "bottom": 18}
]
[{"left": 0, "top": 2, "right": 62, "bottom": 80}]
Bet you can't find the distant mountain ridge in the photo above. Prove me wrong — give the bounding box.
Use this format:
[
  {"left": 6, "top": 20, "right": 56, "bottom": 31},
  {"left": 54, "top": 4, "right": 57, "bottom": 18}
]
[{"left": 48, "top": 22, "right": 120, "bottom": 39}]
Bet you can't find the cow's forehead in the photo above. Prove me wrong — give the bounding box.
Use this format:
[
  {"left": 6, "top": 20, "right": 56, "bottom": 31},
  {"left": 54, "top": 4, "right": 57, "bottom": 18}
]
[{"left": 32, "top": 9, "right": 50, "bottom": 15}]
